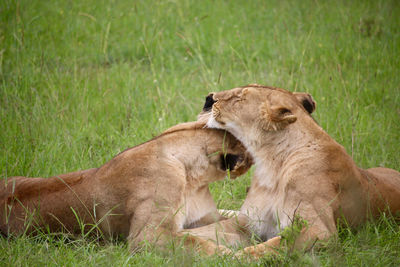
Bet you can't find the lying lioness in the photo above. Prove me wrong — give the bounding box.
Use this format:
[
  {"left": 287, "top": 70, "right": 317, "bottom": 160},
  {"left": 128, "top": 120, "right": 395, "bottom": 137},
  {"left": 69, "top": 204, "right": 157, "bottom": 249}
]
[
  {"left": 185, "top": 84, "right": 400, "bottom": 257},
  {"left": 0, "top": 121, "right": 252, "bottom": 252}
]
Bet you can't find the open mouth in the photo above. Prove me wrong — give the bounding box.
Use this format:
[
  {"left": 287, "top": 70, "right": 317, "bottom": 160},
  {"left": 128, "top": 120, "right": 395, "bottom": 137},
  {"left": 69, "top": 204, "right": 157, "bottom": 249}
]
[{"left": 219, "top": 153, "right": 244, "bottom": 179}]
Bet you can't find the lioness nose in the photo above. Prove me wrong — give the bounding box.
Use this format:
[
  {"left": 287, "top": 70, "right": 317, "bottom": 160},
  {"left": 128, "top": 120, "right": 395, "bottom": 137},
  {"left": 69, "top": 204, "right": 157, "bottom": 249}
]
[{"left": 203, "top": 94, "right": 216, "bottom": 111}]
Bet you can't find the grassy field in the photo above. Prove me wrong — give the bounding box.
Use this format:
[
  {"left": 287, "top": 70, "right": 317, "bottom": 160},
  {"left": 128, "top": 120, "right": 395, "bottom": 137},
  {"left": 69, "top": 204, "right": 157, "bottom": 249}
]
[{"left": 1, "top": 0, "right": 399, "bottom": 265}]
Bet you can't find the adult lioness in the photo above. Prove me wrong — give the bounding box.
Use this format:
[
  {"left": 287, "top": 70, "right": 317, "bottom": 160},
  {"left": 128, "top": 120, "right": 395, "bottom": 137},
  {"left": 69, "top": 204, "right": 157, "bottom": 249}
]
[
  {"left": 188, "top": 84, "right": 400, "bottom": 257},
  {"left": 0, "top": 121, "right": 252, "bottom": 252}
]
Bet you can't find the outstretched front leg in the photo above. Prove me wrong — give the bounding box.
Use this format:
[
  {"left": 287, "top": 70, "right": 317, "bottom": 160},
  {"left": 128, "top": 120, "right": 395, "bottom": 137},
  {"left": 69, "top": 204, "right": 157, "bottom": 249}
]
[
  {"left": 175, "top": 232, "right": 233, "bottom": 256},
  {"left": 236, "top": 236, "right": 281, "bottom": 258},
  {"left": 127, "top": 215, "right": 233, "bottom": 255},
  {"left": 181, "top": 214, "right": 252, "bottom": 252}
]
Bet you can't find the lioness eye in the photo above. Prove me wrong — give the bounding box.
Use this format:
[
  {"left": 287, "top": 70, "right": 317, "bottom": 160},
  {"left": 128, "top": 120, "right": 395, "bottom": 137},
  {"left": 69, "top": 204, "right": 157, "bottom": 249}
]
[{"left": 203, "top": 94, "right": 215, "bottom": 111}]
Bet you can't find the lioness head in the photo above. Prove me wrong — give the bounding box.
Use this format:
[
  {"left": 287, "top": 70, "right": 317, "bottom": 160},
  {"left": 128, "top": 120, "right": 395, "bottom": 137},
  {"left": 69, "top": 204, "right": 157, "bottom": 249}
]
[
  {"left": 198, "top": 84, "right": 316, "bottom": 143},
  {"left": 161, "top": 121, "right": 252, "bottom": 181}
]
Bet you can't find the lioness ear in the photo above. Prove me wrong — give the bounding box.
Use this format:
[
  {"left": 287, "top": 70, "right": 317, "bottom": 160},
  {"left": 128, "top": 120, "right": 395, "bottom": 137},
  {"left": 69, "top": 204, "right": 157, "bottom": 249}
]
[
  {"left": 293, "top": 92, "right": 316, "bottom": 114},
  {"left": 260, "top": 103, "right": 297, "bottom": 131},
  {"left": 239, "top": 88, "right": 249, "bottom": 99}
]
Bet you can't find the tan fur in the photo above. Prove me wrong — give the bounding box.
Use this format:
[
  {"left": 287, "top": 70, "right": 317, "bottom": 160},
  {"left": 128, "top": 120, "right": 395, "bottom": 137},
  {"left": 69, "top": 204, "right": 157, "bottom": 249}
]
[
  {"left": 0, "top": 121, "right": 252, "bottom": 252},
  {"left": 185, "top": 84, "right": 400, "bottom": 258}
]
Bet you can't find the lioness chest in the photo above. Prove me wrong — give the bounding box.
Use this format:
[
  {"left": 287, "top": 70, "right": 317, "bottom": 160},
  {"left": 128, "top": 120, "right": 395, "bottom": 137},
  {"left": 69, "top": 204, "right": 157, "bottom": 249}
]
[{"left": 240, "top": 189, "right": 285, "bottom": 240}]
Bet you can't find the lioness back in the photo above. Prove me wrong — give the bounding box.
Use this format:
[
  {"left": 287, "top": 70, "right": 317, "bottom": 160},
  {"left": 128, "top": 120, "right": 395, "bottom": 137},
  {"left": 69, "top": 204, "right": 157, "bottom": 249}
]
[{"left": 363, "top": 167, "right": 400, "bottom": 214}]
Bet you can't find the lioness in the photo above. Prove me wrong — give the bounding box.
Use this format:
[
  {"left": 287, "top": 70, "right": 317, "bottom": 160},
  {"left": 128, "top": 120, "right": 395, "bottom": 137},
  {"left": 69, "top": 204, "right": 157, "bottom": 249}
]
[
  {"left": 185, "top": 84, "right": 400, "bottom": 257},
  {"left": 0, "top": 121, "right": 252, "bottom": 252}
]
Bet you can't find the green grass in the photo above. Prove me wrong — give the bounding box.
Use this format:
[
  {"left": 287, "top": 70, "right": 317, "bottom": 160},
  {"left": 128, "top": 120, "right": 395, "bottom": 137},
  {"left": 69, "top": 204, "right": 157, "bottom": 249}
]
[{"left": 1, "top": 0, "right": 399, "bottom": 265}]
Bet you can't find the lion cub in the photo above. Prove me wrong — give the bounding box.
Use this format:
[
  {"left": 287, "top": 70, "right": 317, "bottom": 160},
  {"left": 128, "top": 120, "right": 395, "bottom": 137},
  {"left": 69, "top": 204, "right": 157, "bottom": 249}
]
[{"left": 0, "top": 121, "right": 252, "bottom": 251}]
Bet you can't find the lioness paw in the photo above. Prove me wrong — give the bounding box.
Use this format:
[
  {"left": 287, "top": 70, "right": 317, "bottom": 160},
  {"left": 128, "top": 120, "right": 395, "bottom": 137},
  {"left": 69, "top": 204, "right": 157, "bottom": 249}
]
[{"left": 239, "top": 244, "right": 267, "bottom": 259}]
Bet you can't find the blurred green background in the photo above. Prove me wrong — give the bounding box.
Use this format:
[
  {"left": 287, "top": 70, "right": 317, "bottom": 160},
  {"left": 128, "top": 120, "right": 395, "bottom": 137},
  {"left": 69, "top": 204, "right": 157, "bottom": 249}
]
[{"left": 1, "top": 0, "right": 399, "bottom": 265}]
